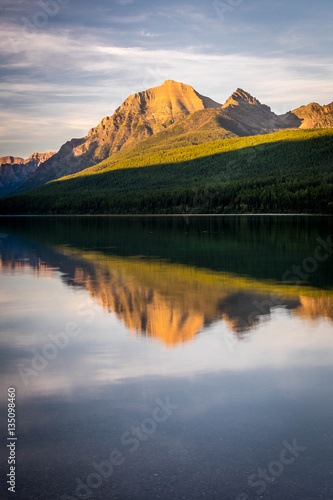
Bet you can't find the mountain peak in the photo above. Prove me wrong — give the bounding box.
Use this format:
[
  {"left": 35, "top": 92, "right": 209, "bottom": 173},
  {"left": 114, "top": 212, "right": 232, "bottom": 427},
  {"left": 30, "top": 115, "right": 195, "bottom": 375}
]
[
  {"left": 161, "top": 79, "right": 185, "bottom": 87},
  {"left": 112, "top": 79, "right": 221, "bottom": 128},
  {"left": 0, "top": 151, "right": 55, "bottom": 197},
  {"left": 292, "top": 101, "right": 333, "bottom": 129},
  {"left": 0, "top": 156, "right": 25, "bottom": 166},
  {"left": 159, "top": 80, "right": 201, "bottom": 92},
  {"left": 222, "top": 88, "right": 262, "bottom": 108},
  {"left": 27, "top": 151, "right": 56, "bottom": 163},
  {"left": 120, "top": 79, "right": 221, "bottom": 111}
]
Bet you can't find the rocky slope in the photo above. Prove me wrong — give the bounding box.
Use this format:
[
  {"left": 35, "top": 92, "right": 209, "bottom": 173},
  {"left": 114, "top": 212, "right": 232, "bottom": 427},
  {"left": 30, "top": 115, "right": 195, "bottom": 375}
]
[
  {"left": 220, "top": 88, "right": 302, "bottom": 134},
  {"left": 0, "top": 156, "right": 25, "bottom": 165},
  {"left": 0, "top": 152, "right": 55, "bottom": 197},
  {"left": 16, "top": 80, "right": 222, "bottom": 193},
  {"left": 292, "top": 102, "right": 333, "bottom": 128}
]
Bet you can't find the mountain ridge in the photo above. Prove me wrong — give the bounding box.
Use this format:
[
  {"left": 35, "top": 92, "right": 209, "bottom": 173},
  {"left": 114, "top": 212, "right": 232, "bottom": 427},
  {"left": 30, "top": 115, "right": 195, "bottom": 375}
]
[
  {"left": 292, "top": 101, "right": 333, "bottom": 128},
  {"left": 2, "top": 80, "right": 333, "bottom": 197},
  {"left": 0, "top": 151, "right": 55, "bottom": 198}
]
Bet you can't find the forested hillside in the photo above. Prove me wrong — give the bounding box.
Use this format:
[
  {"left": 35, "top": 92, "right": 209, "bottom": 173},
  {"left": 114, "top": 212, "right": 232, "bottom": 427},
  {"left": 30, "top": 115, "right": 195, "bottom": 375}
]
[{"left": 1, "top": 128, "right": 332, "bottom": 214}]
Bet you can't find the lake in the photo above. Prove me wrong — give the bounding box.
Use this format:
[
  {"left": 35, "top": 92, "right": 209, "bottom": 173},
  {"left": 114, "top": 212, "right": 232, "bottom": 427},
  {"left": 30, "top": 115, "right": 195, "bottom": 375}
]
[{"left": 0, "top": 215, "right": 332, "bottom": 500}]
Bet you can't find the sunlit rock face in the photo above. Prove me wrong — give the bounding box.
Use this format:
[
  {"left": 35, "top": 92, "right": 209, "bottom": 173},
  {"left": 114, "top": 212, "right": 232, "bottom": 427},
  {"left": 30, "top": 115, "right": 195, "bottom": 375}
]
[
  {"left": 292, "top": 102, "right": 333, "bottom": 129},
  {"left": 17, "top": 80, "right": 222, "bottom": 191},
  {"left": 0, "top": 156, "right": 25, "bottom": 165},
  {"left": 86, "top": 80, "right": 222, "bottom": 156}
]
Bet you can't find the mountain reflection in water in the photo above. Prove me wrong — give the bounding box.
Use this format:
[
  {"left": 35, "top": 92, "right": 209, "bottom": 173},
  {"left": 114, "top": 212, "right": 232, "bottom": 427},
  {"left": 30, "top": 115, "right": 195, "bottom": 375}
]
[{"left": 1, "top": 215, "right": 332, "bottom": 346}]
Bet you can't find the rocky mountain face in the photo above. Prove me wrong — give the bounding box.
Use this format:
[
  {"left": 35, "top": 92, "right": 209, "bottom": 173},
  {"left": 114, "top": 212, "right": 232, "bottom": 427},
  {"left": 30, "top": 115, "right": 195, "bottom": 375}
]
[
  {"left": 105, "top": 87, "right": 306, "bottom": 154},
  {"left": 221, "top": 89, "right": 333, "bottom": 131},
  {"left": 16, "top": 80, "right": 222, "bottom": 193},
  {"left": 219, "top": 88, "right": 302, "bottom": 134},
  {"left": 6, "top": 81, "right": 333, "bottom": 195},
  {"left": 0, "top": 156, "right": 25, "bottom": 165},
  {"left": 292, "top": 102, "right": 333, "bottom": 128},
  {"left": 0, "top": 152, "right": 55, "bottom": 197}
]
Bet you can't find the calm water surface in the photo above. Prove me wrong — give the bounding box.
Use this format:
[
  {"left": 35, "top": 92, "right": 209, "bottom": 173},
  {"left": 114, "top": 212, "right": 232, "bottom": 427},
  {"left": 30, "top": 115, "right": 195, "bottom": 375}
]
[{"left": 0, "top": 216, "right": 333, "bottom": 500}]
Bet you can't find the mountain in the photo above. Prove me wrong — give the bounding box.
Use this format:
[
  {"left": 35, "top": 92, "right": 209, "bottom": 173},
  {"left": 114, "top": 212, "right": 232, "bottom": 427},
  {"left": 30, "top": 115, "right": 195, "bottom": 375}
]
[
  {"left": 1, "top": 81, "right": 332, "bottom": 214},
  {"left": 126, "top": 87, "right": 302, "bottom": 150},
  {"left": 0, "top": 151, "right": 55, "bottom": 197},
  {"left": 292, "top": 102, "right": 333, "bottom": 128},
  {"left": 219, "top": 91, "right": 333, "bottom": 131},
  {"left": 220, "top": 88, "right": 302, "bottom": 133},
  {"left": 15, "top": 82, "right": 332, "bottom": 196},
  {"left": 16, "top": 80, "right": 221, "bottom": 193},
  {"left": 0, "top": 156, "right": 25, "bottom": 165}
]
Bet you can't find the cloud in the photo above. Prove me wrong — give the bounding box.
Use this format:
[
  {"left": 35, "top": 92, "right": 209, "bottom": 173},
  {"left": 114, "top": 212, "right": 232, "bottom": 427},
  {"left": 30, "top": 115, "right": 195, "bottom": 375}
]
[
  {"left": 1, "top": 1, "right": 333, "bottom": 157},
  {"left": 140, "top": 30, "right": 161, "bottom": 38},
  {"left": 107, "top": 14, "right": 148, "bottom": 23},
  {"left": 1, "top": 29, "right": 333, "bottom": 157}
]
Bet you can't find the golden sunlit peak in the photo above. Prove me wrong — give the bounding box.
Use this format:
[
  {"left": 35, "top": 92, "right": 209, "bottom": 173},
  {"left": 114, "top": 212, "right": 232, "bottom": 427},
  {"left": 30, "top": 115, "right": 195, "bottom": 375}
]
[{"left": 161, "top": 79, "right": 185, "bottom": 86}]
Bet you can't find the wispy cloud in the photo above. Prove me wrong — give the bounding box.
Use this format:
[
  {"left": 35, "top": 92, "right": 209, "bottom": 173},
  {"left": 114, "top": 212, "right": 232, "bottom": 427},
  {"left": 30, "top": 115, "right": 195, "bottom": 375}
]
[
  {"left": 107, "top": 14, "right": 149, "bottom": 23},
  {"left": 140, "top": 30, "right": 161, "bottom": 38},
  {"left": 1, "top": 0, "right": 333, "bottom": 157}
]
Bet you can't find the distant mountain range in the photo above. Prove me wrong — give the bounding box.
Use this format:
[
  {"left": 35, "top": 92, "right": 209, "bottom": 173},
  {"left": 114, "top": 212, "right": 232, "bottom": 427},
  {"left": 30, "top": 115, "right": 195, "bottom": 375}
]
[
  {"left": 0, "top": 151, "right": 55, "bottom": 197},
  {"left": 2, "top": 80, "right": 332, "bottom": 197}
]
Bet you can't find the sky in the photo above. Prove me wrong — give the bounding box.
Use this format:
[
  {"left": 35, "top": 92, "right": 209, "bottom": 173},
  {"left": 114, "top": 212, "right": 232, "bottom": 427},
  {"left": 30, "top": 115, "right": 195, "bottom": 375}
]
[{"left": 0, "top": 0, "right": 333, "bottom": 158}]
